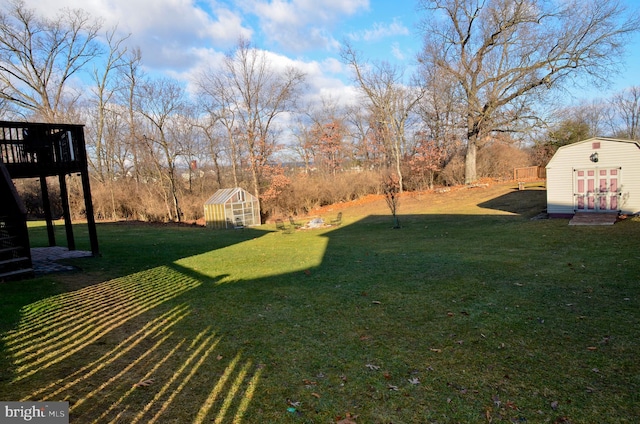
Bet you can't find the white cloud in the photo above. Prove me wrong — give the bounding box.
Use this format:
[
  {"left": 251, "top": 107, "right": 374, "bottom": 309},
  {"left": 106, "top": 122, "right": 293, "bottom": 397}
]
[
  {"left": 16, "top": 0, "right": 376, "bottom": 111},
  {"left": 246, "top": 0, "right": 369, "bottom": 52},
  {"left": 23, "top": 0, "right": 252, "bottom": 70},
  {"left": 201, "top": 7, "right": 254, "bottom": 46},
  {"left": 391, "top": 42, "right": 405, "bottom": 60},
  {"left": 348, "top": 17, "right": 409, "bottom": 42}
]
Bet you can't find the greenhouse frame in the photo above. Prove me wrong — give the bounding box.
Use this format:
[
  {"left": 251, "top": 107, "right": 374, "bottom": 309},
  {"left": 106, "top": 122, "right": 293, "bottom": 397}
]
[{"left": 204, "top": 188, "right": 261, "bottom": 229}]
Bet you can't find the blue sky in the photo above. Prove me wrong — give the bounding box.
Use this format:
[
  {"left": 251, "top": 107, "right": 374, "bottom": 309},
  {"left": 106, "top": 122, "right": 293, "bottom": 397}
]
[{"left": 24, "top": 0, "right": 640, "bottom": 105}]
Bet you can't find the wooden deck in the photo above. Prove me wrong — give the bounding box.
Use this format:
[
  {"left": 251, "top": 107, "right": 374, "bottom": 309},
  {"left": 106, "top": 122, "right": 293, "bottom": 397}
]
[
  {"left": 0, "top": 121, "right": 87, "bottom": 178},
  {"left": 0, "top": 121, "right": 99, "bottom": 281}
]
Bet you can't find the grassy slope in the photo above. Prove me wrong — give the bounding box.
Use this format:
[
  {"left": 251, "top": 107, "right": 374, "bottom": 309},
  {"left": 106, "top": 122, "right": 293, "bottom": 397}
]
[{"left": 1, "top": 181, "right": 639, "bottom": 423}]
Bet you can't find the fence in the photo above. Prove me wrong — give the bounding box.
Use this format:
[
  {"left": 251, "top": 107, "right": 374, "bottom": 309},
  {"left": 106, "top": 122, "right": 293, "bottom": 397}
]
[{"left": 514, "top": 166, "right": 546, "bottom": 181}]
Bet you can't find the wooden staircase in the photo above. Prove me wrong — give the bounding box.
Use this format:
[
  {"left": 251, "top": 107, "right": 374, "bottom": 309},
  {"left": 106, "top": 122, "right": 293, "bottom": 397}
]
[{"left": 0, "top": 161, "right": 33, "bottom": 281}]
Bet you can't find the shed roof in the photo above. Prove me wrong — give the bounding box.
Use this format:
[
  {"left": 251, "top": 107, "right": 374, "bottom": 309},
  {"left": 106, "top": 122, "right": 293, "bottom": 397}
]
[
  {"left": 204, "top": 187, "right": 257, "bottom": 205},
  {"left": 546, "top": 137, "right": 640, "bottom": 168}
]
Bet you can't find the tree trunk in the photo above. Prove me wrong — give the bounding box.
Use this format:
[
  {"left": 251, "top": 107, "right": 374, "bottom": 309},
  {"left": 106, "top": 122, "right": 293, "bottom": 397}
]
[{"left": 465, "top": 136, "right": 477, "bottom": 184}]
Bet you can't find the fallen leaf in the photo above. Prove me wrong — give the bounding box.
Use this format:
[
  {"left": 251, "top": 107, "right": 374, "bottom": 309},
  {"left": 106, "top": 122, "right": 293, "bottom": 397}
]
[
  {"left": 134, "top": 378, "right": 155, "bottom": 388},
  {"left": 311, "top": 392, "right": 321, "bottom": 399},
  {"left": 447, "top": 312, "right": 455, "bottom": 317},
  {"left": 216, "top": 355, "right": 223, "bottom": 360},
  {"left": 550, "top": 400, "right": 559, "bottom": 410},
  {"left": 430, "top": 348, "right": 442, "bottom": 353},
  {"left": 383, "top": 371, "right": 391, "bottom": 380},
  {"left": 365, "top": 364, "right": 380, "bottom": 371},
  {"left": 408, "top": 377, "right": 420, "bottom": 385},
  {"left": 336, "top": 412, "right": 358, "bottom": 424},
  {"left": 372, "top": 301, "right": 381, "bottom": 305},
  {"left": 359, "top": 335, "right": 371, "bottom": 341},
  {"left": 485, "top": 408, "right": 493, "bottom": 423},
  {"left": 587, "top": 346, "right": 597, "bottom": 351},
  {"left": 388, "top": 384, "right": 399, "bottom": 391}
]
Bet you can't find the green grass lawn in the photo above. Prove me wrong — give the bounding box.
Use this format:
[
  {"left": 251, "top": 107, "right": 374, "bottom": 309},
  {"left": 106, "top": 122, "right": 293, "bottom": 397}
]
[{"left": 1, "top": 185, "right": 639, "bottom": 423}]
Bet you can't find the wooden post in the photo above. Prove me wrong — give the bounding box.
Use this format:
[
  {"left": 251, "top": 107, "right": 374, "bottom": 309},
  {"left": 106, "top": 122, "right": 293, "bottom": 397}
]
[
  {"left": 40, "top": 175, "right": 56, "bottom": 247},
  {"left": 74, "top": 125, "right": 100, "bottom": 257},
  {"left": 58, "top": 173, "right": 76, "bottom": 250},
  {"left": 80, "top": 168, "right": 99, "bottom": 256}
]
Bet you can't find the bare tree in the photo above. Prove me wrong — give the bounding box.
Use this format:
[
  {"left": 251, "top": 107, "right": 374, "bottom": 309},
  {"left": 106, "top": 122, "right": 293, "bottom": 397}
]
[
  {"left": 88, "top": 27, "right": 129, "bottom": 182},
  {"left": 194, "top": 112, "right": 226, "bottom": 188},
  {"left": 197, "top": 39, "right": 306, "bottom": 210},
  {"left": 416, "top": 65, "right": 466, "bottom": 157},
  {"left": 573, "top": 100, "right": 611, "bottom": 139},
  {"left": 290, "top": 116, "right": 316, "bottom": 174},
  {"left": 196, "top": 86, "right": 243, "bottom": 188},
  {"left": 382, "top": 172, "right": 401, "bottom": 228},
  {"left": 345, "top": 104, "right": 379, "bottom": 170},
  {"left": 0, "top": 0, "right": 102, "bottom": 121},
  {"left": 342, "top": 44, "right": 425, "bottom": 191},
  {"left": 292, "top": 95, "right": 348, "bottom": 175},
  {"left": 118, "top": 47, "right": 145, "bottom": 184},
  {"left": 137, "top": 77, "right": 189, "bottom": 222},
  {"left": 418, "top": 0, "right": 640, "bottom": 183},
  {"left": 610, "top": 86, "right": 640, "bottom": 140}
]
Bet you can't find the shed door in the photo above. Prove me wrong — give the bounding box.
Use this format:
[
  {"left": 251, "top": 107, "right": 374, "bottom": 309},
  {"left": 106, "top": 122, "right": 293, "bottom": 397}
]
[{"left": 574, "top": 168, "right": 620, "bottom": 212}]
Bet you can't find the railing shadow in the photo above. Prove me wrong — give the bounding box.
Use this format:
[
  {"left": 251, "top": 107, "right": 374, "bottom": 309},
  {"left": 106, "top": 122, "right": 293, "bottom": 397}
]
[{"left": 1, "top": 262, "right": 264, "bottom": 423}]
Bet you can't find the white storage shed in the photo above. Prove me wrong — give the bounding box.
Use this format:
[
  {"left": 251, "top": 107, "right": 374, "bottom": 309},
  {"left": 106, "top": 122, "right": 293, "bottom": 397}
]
[
  {"left": 546, "top": 137, "right": 640, "bottom": 217},
  {"left": 204, "top": 188, "right": 261, "bottom": 229}
]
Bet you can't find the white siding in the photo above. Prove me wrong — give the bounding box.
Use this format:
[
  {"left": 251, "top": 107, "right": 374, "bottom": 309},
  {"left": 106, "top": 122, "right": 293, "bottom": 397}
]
[{"left": 546, "top": 138, "right": 640, "bottom": 215}]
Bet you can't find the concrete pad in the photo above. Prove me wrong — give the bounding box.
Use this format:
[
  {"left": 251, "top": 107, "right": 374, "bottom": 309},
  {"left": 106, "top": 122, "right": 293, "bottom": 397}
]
[
  {"left": 568, "top": 212, "right": 618, "bottom": 226},
  {"left": 31, "top": 246, "right": 92, "bottom": 274}
]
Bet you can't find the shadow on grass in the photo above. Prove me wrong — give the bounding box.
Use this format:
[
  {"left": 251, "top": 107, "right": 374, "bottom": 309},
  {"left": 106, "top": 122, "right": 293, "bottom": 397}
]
[
  {"left": 0, "top": 211, "right": 551, "bottom": 421},
  {"left": 0, "top": 223, "right": 270, "bottom": 401},
  {"left": 477, "top": 186, "right": 547, "bottom": 217},
  {"left": 2, "top": 205, "right": 639, "bottom": 422},
  {"left": 0, "top": 262, "right": 264, "bottom": 423}
]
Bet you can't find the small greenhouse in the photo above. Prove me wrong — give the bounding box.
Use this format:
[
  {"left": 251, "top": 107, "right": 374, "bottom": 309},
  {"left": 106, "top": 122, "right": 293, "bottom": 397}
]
[{"left": 204, "top": 188, "right": 261, "bottom": 229}]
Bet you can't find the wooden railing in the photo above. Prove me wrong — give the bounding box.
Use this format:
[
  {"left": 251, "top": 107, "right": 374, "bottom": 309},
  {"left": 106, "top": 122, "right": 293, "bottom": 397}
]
[{"left": 0, "top": 121, "right": 87, "bottom": 178}]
